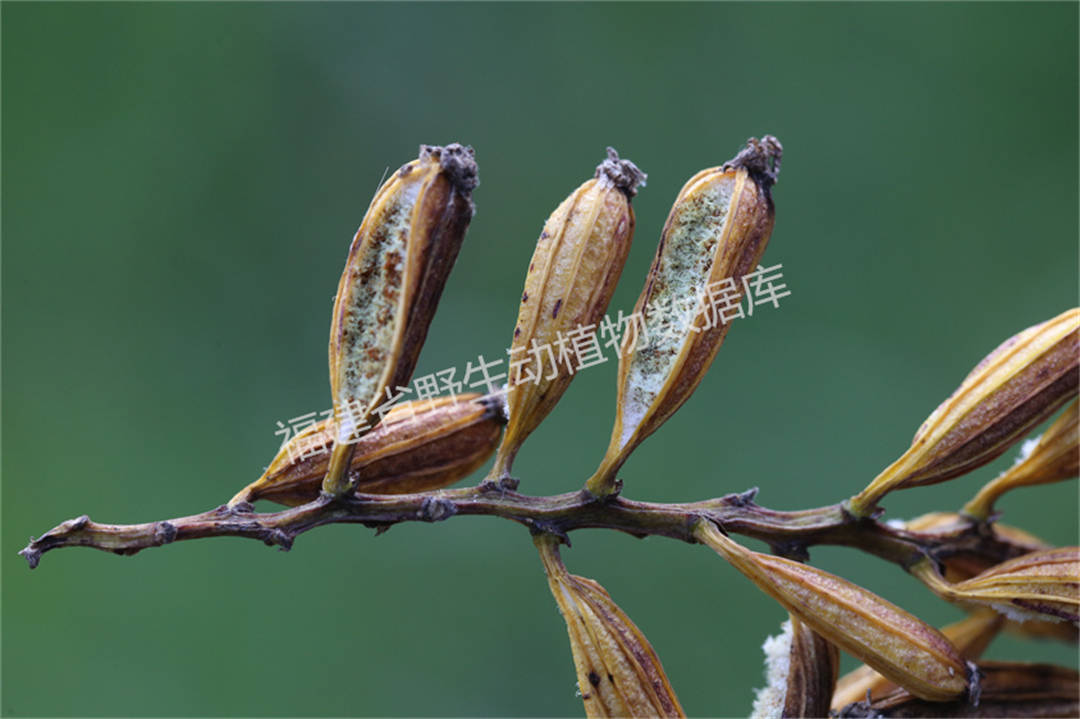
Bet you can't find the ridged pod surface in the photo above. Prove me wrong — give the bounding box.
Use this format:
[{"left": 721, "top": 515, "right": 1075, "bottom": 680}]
[
  {"left": 488, "top": 149, "right": 644, "bottom": 482},
  {"left": 535, "top": 536, "right": 684, "bottom": 718},
  {"left": 231, "top": 395, "right": 502, "bottom": 507},
  {"left": 696, "top": 520, "right": 970, "bottom": 702},
  {"left": 323, "top": 144, "right": 477, "bottom": 495},
  {"left": 587, "top": 137, "right": 781, "bottom": 495},
  {"left": 849, "top": 308, "right": 1080, "bottom": 517}
]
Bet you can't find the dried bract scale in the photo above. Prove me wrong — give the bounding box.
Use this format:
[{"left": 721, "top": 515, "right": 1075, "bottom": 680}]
[
  {"left": 901, "top": 511, "right": 1049, "bottom": 582},
  {"left": 487, "top": 148, "right": 645, "bottom": 483},
  {"left": 963, "top": 399, "right": 1079, "bottom": 521},
  {"left": 751, "top": 616, "right": 839, "bottom": 719},
  {"left": 848, "top": 308, "right": 1080, "bottom": 517},
  {"left": 323, "top": 144, "right": 478, "bottom": 496},
  {"left": 838, "top": 662, "right": 1079, "bottom": 718},
  {"left": 229, "top": 395, "right": 502, "bottom": 507},
  {"left": 695, "top": 520, "right": 970, "bottom": 702},
  {"left": 534, "top": 535, "right": 684, "bottom": 718},
  {"left": 831, "top": 610, "right": 1003, "bottom": 710},
  {"left": 587, "top": 136, "right": 781, "bottom": 496},
  {"left": 913, "top": 547, "right": 1080, "bottom": 625}
]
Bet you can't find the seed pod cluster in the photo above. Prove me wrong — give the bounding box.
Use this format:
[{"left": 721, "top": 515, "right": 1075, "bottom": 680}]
[
  {"left": 587, "top": 137, "right": 782, "bottom": 496},
  {"left": 231, "top": 394, "right": 503, "bottom": 507},
  {"left": 848, "top": 308, "right": 1080, "bottom": 517},
  {"left": 695, "top": 520, "right": 971, "bottom": 702},
  {"left": 489, "top": 149, "right": 645, "bottom": 482},
  {"left": 914, "top": 547, "right": 1080, "bottom": 625},
  {"left": 535, "top": 535, "right": 684, "bottom": 718},
  {"left": 963, "top": 399, "right": 1079, "bottom": 521},
  {"left": 323, "top": 143, "right": 478, "bottom": 496}
]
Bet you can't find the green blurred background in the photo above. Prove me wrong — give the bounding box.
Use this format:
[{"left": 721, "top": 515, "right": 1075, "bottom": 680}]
[{"left": 3, "top": 3, "right": 1077, "bottom": 717}]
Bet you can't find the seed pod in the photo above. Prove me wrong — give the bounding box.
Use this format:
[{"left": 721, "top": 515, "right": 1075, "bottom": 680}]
[
  {"left": 751, "top": 616, "right": 839, "bottom": 719},
  {"left": 913, "top": 548, "right": 1080, "bottom": 625},
  {"left": 695, "top": 520, "right": 970, "bottom": 702},
  {"left": 963, "top": 399, "right": 1079, "bottom": 521},
  {"left": 230, "top": 395, "right": 502, "bottom": 507},
  {"left": 488, "top": 148, "right": 645, "bottom": 482},
  {"left": 587, "top": 137, "right": 782, "bottom": 496},
  {"left": 901, "top": 511, "right": 1049, "bottom": 582},
  {"left": 534, "top": 535, "right": 684, "bottom": 718},
  {"left": 839, "top": 662, "right": 1079, "bottom": 718},
  {"left": 848, "top": 308, "right": 1080, "bottom": 517},
  {"left": 323, "top": 143, "right": 478, "bottom": 496},
  {"left": 831, "top": 610, "right": 1003, "bottom": 710}
]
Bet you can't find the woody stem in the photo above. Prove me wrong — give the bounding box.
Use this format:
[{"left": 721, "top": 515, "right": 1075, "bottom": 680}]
[{"left": 19, "top": 484, "right": 1031, "bottom": 571}]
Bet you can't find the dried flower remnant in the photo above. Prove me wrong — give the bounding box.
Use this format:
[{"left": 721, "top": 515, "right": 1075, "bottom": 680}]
[
  {"left": 831, "top": 610, "right": 1003, "bottom": 710},
  {"left": 695, "top": 520, "right": 971, "bottom": 702},
  {"left": 534, "top": 535, "right": 684, "bottom": 718},
  {"left": 848, "top": 308, "right": 1080, "bottom": 518},
  {"left": 229, "top": 395, "right": 503, "bottom": 507},
  {"left": 488, "top": 149, "right": 645, "bottom": 483},
  {"left": 587, "top": 136, "right": 782, "bottom": 496},
  {"left": 913, "top": 547, "right": 1080, "bottom": 625},
  {"left": 963, "top": 399, "right": 1079, "bottom": 521},
  {"left": 836, "top": 662, "right": 1079, "bottom": 718},
  {"left": 324, "top": 144, "right": 478, "bottom": 497},
  {"left": 750, "top": 615, "right": 839, "bottom": 719}
]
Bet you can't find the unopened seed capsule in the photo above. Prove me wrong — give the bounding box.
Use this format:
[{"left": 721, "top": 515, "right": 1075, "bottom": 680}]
[
  {"left": 848, "top": 308, "right": 1079, "bottom": 517},
  {"left": 696, "top": 520, "right": 970, "bottom": 702},
  {"left": 323, "top": 144, "right": 478, "bottom": 496},
  {"left": 587, "top": 137, "right": 782, "bottom": 496},
  {"left": 535, "top": 535, "right": 684, "bottom": 718},
  {"left": 487, "top": 149, "right": 644, "bottom": 483},
  {"left": 751, "top": 616, "right": 839, "bottom": 719},
  {"left": 230, "top": 394, "right": 501, "bottom": 507}
]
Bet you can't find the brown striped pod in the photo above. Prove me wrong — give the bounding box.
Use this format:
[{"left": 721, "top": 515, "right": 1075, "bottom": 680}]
[
  {"left": 751, "top": 615, "right": 839, "bottom": 719},
  {"left": 487, "top": 148, "right": 644, "bottom": 483},
  {"left": 695, "top": 520, "right": 971, "bottom": 702},
  {"left": 587, "top": 136, "right": 782, "bottom": 496},
  {"left": 323, "top": 144, "right": 477, "bottom": 496},
  {"left": 230, "top": 394, "right": 502, "bottom": 507},
  {"left": 848, "top": 308, "right": 1079, "bottom": 517},
  {"left": 535, "top": 535, "right": 684, "bottom": 718}
]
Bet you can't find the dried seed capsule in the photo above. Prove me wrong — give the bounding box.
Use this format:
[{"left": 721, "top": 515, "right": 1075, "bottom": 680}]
[
  {"left": 587, "top": 137, "right": 781, "bottom": 496},
  {"left": 963, "top": 399, "right": 1079, "bottom": 521},
  {"left": 901, "top": 511, "right": 1049, "bottom": 582},
  {"left": 847, "top": 308, "right": 1080, "bottom": 517},
  {"left": 751, "top": 616, "right": 839, "bottom": 719},
  {"left": 841, "top": 662, "right": 1079, "bottom": 718},
  {"left": 831, "top": 610, "right": 1002, "bottom": 710},
  {"left": 913, "top": 547, "right": 1080, "bottom": 625},
  {"left": 534, "top": 535, "right": 684, "bottom": 718},
  {"left": 695, "top": 520, "right": 971, "bottom": 702},
  {"left": 230, "top": 394, "right": 501, "bottom": 507},
  {"left": 487, "top": 149, "right": 644, "bottom": 483},
  {"left": 323, "top": 144, "right": 478, "bottom": 496}
]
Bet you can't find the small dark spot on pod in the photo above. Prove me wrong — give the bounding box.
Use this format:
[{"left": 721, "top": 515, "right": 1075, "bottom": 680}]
[
  {"left": 540, "top": 231, "right": 550, "bottom": 240},
  {"left": 522, "top": 292, "right": 529, "bottom": 303},
  {"left": 398, "top": 163, "right": 413, "bottom": 177},
  {"left": 588, "top": 671, "right": 601, "bottom": 687},
  {"left": 606, "top": 674, "right": 613, "bottom": 684},
  {"left": 552, "top": 299, "right": 562, "bottom": 318},
  {"left": 514, "top": 327, "right": 521, "bottom": 338}
]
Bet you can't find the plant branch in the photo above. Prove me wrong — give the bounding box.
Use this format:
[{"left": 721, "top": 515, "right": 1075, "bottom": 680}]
[{"left": 19, "top": 484, "right": 1033, "bottom": 572}]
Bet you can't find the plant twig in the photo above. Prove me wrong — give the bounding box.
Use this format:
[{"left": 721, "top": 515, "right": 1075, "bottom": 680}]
[{"left": 19, "top": 484, "right": 1033, "bottom": 572}]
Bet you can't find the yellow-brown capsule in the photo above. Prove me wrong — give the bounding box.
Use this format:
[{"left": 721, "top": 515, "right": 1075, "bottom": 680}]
[
  {"left": 695, "top": 520, "right": 971, "bottom": 702},
  {"left": 963, "top": 399, "right": 1079, "bottom": 521},
  {"left": 751, "top": 616, "right": 839, "bottom": 719},
  {"left": 323, "top": 144, "right": 477, "bottom": 496},
  {"left": 848, "top": 308, "right": 1080, "bottom": 517},
  {"left": 587, "top": 136, "right": 781, "bottom": 496},
  {"left": 844, "top": 662, "right": 1079, "bottom": 718},
  {"left": 230, "top": 394, "right": 501, "bottom": 507},
  {"left": 534, "top": 535, "right": 684, "bottom": 718},
  {"left": 901, "top": 511, "right": 1049, "bottom": 582},
  {"left": 913, "top": 547, "right": 1080, "bottom": 625},
  {"left": 831, "top": 610, "right": 1003, "bottom": 710},
  {"left": 488, "top": 149, "right": 644, "bottom": 482}
]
